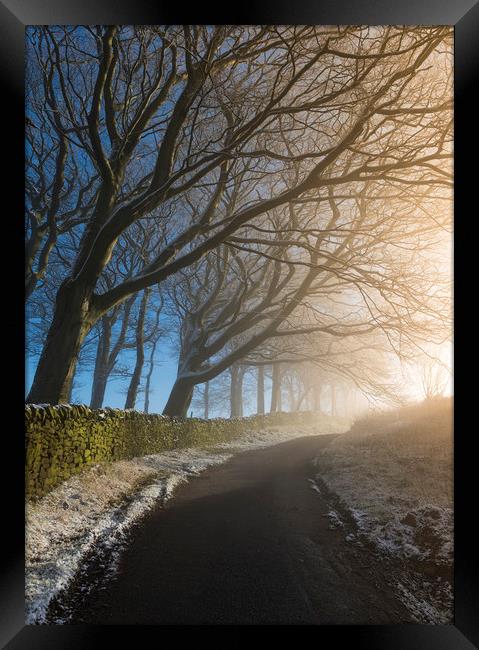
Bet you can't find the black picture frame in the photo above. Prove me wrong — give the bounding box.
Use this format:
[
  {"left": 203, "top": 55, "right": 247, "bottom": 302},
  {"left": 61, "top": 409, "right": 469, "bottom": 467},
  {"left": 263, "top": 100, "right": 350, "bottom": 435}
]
[{"left": 3, "top": 0, "right": 477, "bottom": 647}]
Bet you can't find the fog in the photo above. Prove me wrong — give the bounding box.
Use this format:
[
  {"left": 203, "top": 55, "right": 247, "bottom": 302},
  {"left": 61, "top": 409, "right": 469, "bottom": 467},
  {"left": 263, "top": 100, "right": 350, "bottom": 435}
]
[{"left": 25, "top": 26, "right": 452, "bottom": 419}]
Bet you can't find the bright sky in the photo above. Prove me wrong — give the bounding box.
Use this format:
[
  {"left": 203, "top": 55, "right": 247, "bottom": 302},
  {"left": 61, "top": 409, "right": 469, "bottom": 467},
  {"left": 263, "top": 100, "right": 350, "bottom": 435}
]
[{"left": 400, "top": 342, "right": 453, "bottom": 403}]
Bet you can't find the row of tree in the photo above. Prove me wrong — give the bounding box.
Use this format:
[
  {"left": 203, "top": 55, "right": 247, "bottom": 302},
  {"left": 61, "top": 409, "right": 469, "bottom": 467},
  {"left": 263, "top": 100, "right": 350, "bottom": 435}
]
[
  {"left": 193, "top": 363, "right": 363, "bottom": 420},
  {"left": 25, "top": 25, "right": 453, "bottom": 416}
]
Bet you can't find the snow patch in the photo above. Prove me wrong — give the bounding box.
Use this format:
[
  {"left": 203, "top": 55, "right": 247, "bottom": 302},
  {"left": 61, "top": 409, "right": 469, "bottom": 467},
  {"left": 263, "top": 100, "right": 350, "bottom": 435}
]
[
  {"left": 308, "top": 478, "right": 321, "bottom": 494},
  {"left": 350, "top": 507, "right": 368, "bottom": 531},
  {"left": 326, "top": 509, "right": 344, "bottom": 528},
  {"left": 396, "top": 579, "right": 453, "bottom": 624}
]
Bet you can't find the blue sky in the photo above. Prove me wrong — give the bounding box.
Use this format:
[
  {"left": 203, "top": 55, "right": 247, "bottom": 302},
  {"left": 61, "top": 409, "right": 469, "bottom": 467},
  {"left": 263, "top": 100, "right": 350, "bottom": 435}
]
[
  {"left": 26, "top": 350, "right": 180, "bottom": 414},
  {"left": 25, "top": 347, "right": 270, "bottom": 417}
]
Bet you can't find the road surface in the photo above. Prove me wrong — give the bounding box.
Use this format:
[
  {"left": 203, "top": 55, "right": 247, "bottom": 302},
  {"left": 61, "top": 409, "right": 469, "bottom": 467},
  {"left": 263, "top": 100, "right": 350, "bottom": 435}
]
[{"left": 65, "top": 434, "right": 413, "bottom": 624}]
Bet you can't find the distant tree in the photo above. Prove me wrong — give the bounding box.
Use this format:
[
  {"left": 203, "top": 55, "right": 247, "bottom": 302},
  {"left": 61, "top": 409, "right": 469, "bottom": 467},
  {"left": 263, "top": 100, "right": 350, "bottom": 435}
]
[
  {"left": 89, "top": 296, "right": 136, "bottom": 408},
  {"left": 256, "top": 366, "right": 265, "bottom": 415},
  {"left": 143, "top": 297, "right": 164, "bottom": 413},
  {"left": 421, "top": 358, "right": 449, "bottom": 400},
  {"left": 161, "top": 177, "right": 451, "bottom": 417}
]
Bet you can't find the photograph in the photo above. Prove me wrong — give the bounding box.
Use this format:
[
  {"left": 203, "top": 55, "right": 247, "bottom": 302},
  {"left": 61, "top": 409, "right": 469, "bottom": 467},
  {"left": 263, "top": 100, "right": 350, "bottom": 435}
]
[
  {"left": 22, "top": 24, "right": 457, "bottom": 628},
  {"left": 0, "top": 0, "right": 475, "bottom": 644}
]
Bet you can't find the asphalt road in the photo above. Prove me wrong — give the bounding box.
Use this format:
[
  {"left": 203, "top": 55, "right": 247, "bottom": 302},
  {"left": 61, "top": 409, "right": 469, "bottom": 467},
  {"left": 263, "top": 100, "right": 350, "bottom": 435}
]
[{"left": 67, "top": 434, "right": 413, "bottom": 625}]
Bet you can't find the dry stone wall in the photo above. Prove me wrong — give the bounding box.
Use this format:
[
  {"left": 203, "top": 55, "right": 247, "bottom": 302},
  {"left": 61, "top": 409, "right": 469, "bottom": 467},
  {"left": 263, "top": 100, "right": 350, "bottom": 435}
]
[{"left": 25, "top": 405, "right": 329, "bottom": 498}]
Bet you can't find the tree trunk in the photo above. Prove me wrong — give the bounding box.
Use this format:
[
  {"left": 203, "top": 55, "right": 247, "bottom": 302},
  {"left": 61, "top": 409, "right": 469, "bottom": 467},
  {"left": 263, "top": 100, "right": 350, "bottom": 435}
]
[
  {"left": 238, "top": 371, "right": 244, "bottom": 418},
  {"left": 296, "top": 386, "right": 310, "bottom": 411},
  {"left": 143, "top": 336, "right": 159, "bottom": 414},
  {"left": 230, "top": 365, "right": 238, "bottom": 417},
  {"left": 331, "top": 383, "right": 337, "bottom": 417},
  {"left": 26, "top": 280, "right": 96, "bottom": 404},
  {"left": 90, "top": 362, "right": 109, "bottom": 410},
  {"left": 257, "top": 365, "right": 265, "bottom": 415},
  {"left": 341, "top": 385, "right": 346, "bottom": 417},
  {"left": 287, "top": 377, "right": 296, "bottom": 411},
  {"left": 230, "top": 364, "right": 244, "bottom": 418},
  {"left": 313, "top": 383, "right": 322, "bottom": 412},
  {"left": 25, "top": 228, "right": 45, "bottom": 299},
  {"left": 125, "top": 290, "right": 149, "bottom": 410},
  {"left": 89, "top": 317, "right": 112, "bottom": 409},
  {"left": 306, "top": 387, "right": 314, "bottom": 411},
  {"left": 350, "top": 388, "right": 357, "bottom": 417},
  {"left": 162, "top": 377, "right": 195, "bottom": 418},
  {"left": 270, "top": 363, "right": 282, "bottom": 413},
  {"left": 204, "top": 381, "right": 209, "bottom": 419}
]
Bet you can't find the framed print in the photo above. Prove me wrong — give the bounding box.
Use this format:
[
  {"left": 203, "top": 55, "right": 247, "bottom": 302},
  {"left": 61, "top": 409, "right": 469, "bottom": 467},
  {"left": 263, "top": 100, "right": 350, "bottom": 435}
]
[{"left": 1, "top": 0, "right": 477, "bottom": 647}]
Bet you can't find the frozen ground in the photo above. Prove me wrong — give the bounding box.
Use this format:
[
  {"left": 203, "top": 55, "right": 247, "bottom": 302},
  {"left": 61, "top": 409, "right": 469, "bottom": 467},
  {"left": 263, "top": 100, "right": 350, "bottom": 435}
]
[
  {"left": 26, "top": 419, "right": 346, "bottom": 624},
  {"left": 312, "top": 398, "right": 453, "bottom": 623}
]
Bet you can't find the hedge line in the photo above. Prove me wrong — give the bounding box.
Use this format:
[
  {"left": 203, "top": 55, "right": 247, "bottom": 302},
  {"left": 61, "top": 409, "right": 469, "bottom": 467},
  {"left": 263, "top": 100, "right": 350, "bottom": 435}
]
[{"left": 25, "top": 405, "right": 327, "bottom": 498}]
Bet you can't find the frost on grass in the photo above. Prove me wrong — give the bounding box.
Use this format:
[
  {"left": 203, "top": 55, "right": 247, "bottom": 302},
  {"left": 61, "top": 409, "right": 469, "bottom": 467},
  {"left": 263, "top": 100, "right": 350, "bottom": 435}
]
[
  {"left": 25, "top": 449, "right": 231, "bottom": 624},
  {"left": 396, "top": 578, "right": 454, "bottom": 625},
  {"left": 215, "top": 421, "right": 345, "bottom": 452},
  {"left": 308, "top": 478, "right": 322, "bottom": 494},
  {"left": 326, "top": 509, "right": 344, "bottom": 529},
  {"left": 26, "top": 420, "right": 345, "bottom": 624},
  {"left": 313, "top": 397, "right": 453, "bottom": 623}
]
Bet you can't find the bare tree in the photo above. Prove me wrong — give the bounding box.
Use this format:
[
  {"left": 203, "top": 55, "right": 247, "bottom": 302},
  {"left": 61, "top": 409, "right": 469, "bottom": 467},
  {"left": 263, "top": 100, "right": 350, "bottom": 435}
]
[
  {"left": 421, "top": 358, "right": 450, "bottom": 400},
  {"left": 124, "top": 289, "right": 150, "bottom": 409},
  {"left": 88, "top": 225, "right": 158, "bottom": 407},
  {"left": 229, "top": 363, "right": 247, "bottom": 418},
  {"left": 161, "top": 171, "right": 451, "bottom": 417},
  {"left": 143, "top": 297, "right": 164, "bottom": 413},
  {"left": 25, "top": 66, "right": 98, "bottom": 299},
  {"left": 191, "top": 379, "right": 230, "bottom": 419},
  {"left": 25, "top": 26, "right": 452, "bottom": 405},
  {"left": 270, "top": 363, "right": 283, "bottom": 413},
  {"left": 256, "top": 366, "right": 265, "bottom": 415},
  {"left": 89, "top": 296, "right": 136, "bottom": 408}
]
